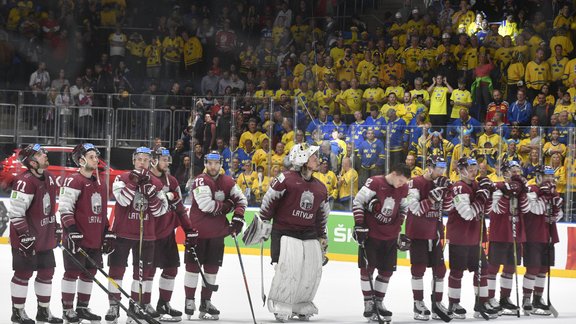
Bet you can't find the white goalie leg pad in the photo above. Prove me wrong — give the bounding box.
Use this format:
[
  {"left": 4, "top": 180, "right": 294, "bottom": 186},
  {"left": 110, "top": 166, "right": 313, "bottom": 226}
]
[
  {"left": 267, "top": 236, "right": 322, "bottom": 316},
  {"left": 292, "top": 239, "right": 323, "bottom": 316}
]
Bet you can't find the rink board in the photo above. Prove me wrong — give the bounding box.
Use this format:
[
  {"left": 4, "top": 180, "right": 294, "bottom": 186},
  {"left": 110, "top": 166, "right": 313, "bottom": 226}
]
[{"left": 1, "top": 200, "right": 576, "bottom": 278}]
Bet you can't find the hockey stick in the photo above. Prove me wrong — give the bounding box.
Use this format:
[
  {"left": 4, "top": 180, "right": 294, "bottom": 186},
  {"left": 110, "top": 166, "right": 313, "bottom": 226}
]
[
  {"left": 260, "top": 241, "right": 267, "bottom": 306},
  {"left": 232, "top": 233, "right": 258, "bottom": 324},
  {"left": 431, "top": 217, "right": 452, "bottom": 323},
  {"left": 476, "top": 209, "right": 490, "bottom": 321},
  {"left": 360, "top": 244, "right": 384, "bottom": 324},
  {"left": 59, "top": 246, "right": 144, "bottom": 324},
  {"left": 510, "top": 196, "right": 521, "bottom": 318},
  {"left": 546, "top": 203, "right": 559, "bottom": 317},
  {"left": 188, "top": 246, "right": 219, "bottom": 292},
  {"left": 76, "top": 248, "right": 162, "bottom": 324},
  {"left": 138, "top": 195, "right": 145, "bottom": 306}
]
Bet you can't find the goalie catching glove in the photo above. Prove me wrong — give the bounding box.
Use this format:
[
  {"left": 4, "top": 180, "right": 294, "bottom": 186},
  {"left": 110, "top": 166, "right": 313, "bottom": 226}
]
[{"left": 241, "top": 213, "right": 272, "bottom": 246}]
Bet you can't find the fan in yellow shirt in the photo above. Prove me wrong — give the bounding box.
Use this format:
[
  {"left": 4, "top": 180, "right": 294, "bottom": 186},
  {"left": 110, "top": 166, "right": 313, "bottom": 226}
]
[
  {"left": 362, "top": 77, "right": 386, "bottom": 109},
  {"left": 336, "top": 78, "right": 363, "bottom": 114},
  {"left": 336, "top": 157, "right": 358, "bottom": 210},
  {"left": 450, "top": 80, "right": 472, "bottom": 119}
]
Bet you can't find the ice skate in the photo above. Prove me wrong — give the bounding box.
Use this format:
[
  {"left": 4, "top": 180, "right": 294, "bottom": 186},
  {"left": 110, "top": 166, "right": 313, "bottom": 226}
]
[
  {"left": 104, "top": 303, "right": 119, "bottom": 324},
  {"left": 11, "top": 306, "right": 35, "bottom": 324},
  {"left": 499, "top": 297, "right": 519, "bottom": 315},
  {"left": 36, "top": 305, "right": 63, "bottom": 324},
  {"left": 198, "top": 300, "right": 219, "bottom": 320},
  {"left": 431, "top": 301, "right": 450, "bottom": 321},
  {"left": 274, "top": 313, "right": 289, "bottom": 323},
  {"left": 531, "top": 296, "right": 551, "bottom": 316},
  {"left": 488, "top": 297, "right": 503, "bottom": 315},
  {"left": 363, "top": 300, "right": 375, "bottom": 321},
  {"left": 473, "top": 300, "right": 499, "bottom": 319},
  {"left": 448, "top": 302, "right": 466, "bottom": 319},
  {"left": 374, "top": 298, "right": 392, "bottom": 323},
  {"left": 62, "top": 309, "right": 79, "bottom": 324},
  {"left": 76, "top": 303, "right": 101, "bottom": 323},
  {"left": 522, "top": 297, "right": 533, "bottom": 316},
  {"left": 156, "top": 299, "right": 182, "bottom": 322},
  {"left": 413, "top": 300, "right": 430, "bottom": 321},
  {"left": 291, "top": 313, "right": 312, "bottom": 321},
  {"left": 184, "top": 299, "right": 195, "bottom": 320}
]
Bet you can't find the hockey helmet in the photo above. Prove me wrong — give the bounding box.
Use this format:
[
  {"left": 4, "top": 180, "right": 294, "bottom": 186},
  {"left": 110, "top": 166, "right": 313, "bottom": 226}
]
[
  {"left": 204, "top": 151, "right": 223, "bottom": 165},
  {"left": 72, "top": 143, "right": 100, "bottom": 166},
  {"left": 426, "top": 155, "right": 447, "bottom": 169},
  {"left": 456, "top": 157, "right": 478, "bottom": 170},
  {"left": 501, "top": 160, "right": 521, "bottom": 173},
  {"left": 151, "top": 146, "right": 172, "bottom": 164},
  {"left": 18, "top": 143, "right": 47, "bottom": 168},
  {"left": 132, "top": 146, "right": 152, "bottom": 161},
  {"left": 535, "top": 165, "right": 555, "bottom": 176},
  {"left": 288, "top": 143, "right": 320, "bottom": 170}
]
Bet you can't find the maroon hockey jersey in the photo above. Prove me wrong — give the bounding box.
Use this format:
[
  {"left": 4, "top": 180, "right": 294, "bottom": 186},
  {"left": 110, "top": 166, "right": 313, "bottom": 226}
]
[
  {"left": 488, "top": 186, "right": 527, "bottom": 243},
  {"left": 111, "top": 171, "right": 168, "bottom": 241},
  {"left": 189, "top": 173, "right": 247, "bottom": 239},
  {"left": 352, "top": 175, "right": 409, "bottom": 241},
  {"left": 8, "top": 171, "right": 58, "bottom": 252},
  {"left": 523, "top": 185, "right": 560, "bottom": 244},
  {"left": 59, "top": 173, "right": 109, "bottom": 249},
  {"left": 259, "top": 171, "right": 329, "bottom": 238},
  {"left": 405, "top": 176, "right": 447, "bottom": 240},
  {"left": 154, "top": 173, "right": 192, "bottom": 239},
  {"left": 446, "top": 180, "right": 488, "bottom": 245}
]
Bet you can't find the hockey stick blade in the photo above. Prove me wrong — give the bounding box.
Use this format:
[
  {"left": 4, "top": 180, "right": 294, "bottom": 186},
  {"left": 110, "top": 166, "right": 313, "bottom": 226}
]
[
  {"left": 130, "top": 302, "right": 162, "bottom": 324},
  {"left": 431, "top": 301, "right": 452, "bottom": 322}
]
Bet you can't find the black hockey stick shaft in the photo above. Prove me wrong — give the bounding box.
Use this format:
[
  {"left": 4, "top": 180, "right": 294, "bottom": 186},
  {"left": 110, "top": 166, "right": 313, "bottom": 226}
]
[
  {"left": 76, "top": 248, "right": 161, "bottom": 324},
  {"left": 261, "top": 242, "right": 267, "bottom": 306},
  {"left": 232, "top": 234, "right": 258, "bottom": 324},
  {"left": 59, "top": 246, "right": 144, "bottom": 324},
  {"left": 511, "top": 196, "right": 521, "bottom": 318},
  {"left": 361, "top": 244, "right": 384, "bottom": 324},
  {"left": 431, "top": 218, "right": 452, "bottom": 323},
  {"left": 546, "top": 204, "right": 559, "bottom": 317},
  {"left": 476, "top": 210, "right": 490, "bottom": 321},
  {"left": 189, "top": 246, "right": 219, "bottom": 292},
  {"left": 138, "top": 197, "right": 144, "bottom": 305}
]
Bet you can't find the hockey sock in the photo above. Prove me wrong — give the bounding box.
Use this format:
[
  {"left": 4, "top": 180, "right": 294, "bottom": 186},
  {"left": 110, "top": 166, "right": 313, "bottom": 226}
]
[
  {"left": 448, "top": 269, "right": 462, "bottom": 304},
  {"left": 487, "top": 263, "right": 499, "bottom": 299},
  {"left": 184, "top": 264, "right": 199, "bottom": 299},
  {"left": 411, "top": 264, "right": 426, "bottom": 301},
  {"left": 11, "top": 271, "right": 32, "bottom": 306},
  {"left": 77, "top": 269, "right": 96, "bottom": 305},
  {"left": 412, "top": 276, "right": 424, "bottom": 301},
  {"left": 61, "top": 279, "right": 76, "bottom": 310},
  {"left": 159, "top": 267, "right": 178, "bottom": 302},
  {"left": 132, "top": 266, "right": 154, "bottom": 304},
  {"left": 500, "top": 265, "right": 515, "bottom": 298},
  {"left": 108, "top": 266, "right": 125, "bottom": 304},
  {"left": 433, "top": 264, "right": 447, "bottom": 302},
  {"left": 374, "top": 270, "right": 392, "bottom": 299},
  {"left": 534, "top": 273, "right": 546, "bottom": 296},
  {"left": 522, "top": 273, "right": 536, "bottom": 298},
  {"left": 360, "top": 266, "right": 376, "bottom": 299},
  {"left": 200, "top": 265, "right": 218, "bottom": 301},
  {"left": 35, "top": 268, "right": 54, "bottom": 305}
]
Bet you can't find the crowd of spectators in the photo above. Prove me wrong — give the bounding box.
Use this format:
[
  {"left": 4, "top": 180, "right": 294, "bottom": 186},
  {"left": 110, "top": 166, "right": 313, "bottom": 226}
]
[{"left": 2, "top": 0, "right": 576, "bottom": 214}]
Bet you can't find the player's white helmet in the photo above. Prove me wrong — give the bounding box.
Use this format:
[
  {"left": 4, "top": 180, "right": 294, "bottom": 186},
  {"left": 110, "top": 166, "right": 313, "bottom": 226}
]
[{"left": 289, "top": 143, "right": 319, "bottom": 170}]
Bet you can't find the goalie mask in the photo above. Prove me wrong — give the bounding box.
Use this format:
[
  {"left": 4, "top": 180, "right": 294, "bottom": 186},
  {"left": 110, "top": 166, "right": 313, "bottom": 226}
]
[{"left": 288, "top": 143, "right": 320, "bottom": 171}]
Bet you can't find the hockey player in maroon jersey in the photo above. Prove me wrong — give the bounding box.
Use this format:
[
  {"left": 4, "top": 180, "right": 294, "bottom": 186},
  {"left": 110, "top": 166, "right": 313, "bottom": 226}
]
[
  {"left": 352, "top": 163, "right": 411, "bottom": 323},
  {"left": 184, "top": 151, "right": 247, "bottom": 320},
  {"left": 149, "top": 146, "right": 195, "bottom": 321},
  {"left": 445, "top": 157, "right": 498, "bottom": 319},
  {"left": 522, "top": 165, "right": 562, "bottom": 315},
  {"left": 404, "top": 156, "right": 451, "bottom": 320},
  {"left": 58, "top": 143, "right": 114, "bottom": 323},
  {"left": 8, "top": 144, "right": 63, "bottom": 324},
  {"left": 256, "top": 143, "right": 330, "bottom": 322},
  {"left": 106, "top": 147, "right": 169, "bottom": 324},
  {"left": 486, "top": 160, "right": 529, "bottom": 315}
]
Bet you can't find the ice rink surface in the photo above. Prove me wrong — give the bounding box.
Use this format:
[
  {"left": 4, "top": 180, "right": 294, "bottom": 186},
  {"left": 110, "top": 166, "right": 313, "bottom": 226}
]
[{"left": 1, "top": 244, "right": 576, "bottom": 324}]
